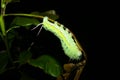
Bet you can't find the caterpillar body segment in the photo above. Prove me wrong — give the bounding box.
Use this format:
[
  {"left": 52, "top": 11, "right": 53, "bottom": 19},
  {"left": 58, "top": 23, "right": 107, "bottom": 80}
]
[{"left": 34, "top": 16, "right": 82, "bottom": 60}]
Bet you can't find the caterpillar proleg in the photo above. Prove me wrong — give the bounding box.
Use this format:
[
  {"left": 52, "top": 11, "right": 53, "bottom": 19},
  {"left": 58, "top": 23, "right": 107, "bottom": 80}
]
[{"left": 34, "top": 16, "right": 83, "bottom": 60}]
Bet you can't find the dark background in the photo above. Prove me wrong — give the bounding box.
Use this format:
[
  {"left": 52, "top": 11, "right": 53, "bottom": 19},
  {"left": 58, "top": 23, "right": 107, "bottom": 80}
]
[{"left": 4, "top": 0, "right": 97, "bottom": 80}]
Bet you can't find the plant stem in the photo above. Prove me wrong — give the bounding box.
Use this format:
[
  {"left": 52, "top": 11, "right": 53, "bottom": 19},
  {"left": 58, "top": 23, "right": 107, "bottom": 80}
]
[
  {"left": 4, "top": 36, "right": 13, "bottom": 62},
  {"left": 1, "top": 0, "right": 12, "bottom": 62},
  {"left": 1, "top": 2, "right": 6, "bottom": 15},
  {"left": 0, "top": 15, "right": 6, "bottom": 36},
  {"left": 4, "top": 13, "right": 56, "bottom": 22}
]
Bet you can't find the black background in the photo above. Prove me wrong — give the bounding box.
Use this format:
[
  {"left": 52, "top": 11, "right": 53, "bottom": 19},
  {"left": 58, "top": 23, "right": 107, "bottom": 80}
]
[{"left": 3, "top": 0, "right": 97, "bottom": 80}]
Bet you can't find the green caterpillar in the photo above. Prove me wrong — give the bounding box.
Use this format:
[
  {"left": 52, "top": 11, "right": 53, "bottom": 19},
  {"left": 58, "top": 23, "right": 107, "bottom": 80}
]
[{"left": 34, "top": 16, "right": 83, "bottom": 60}]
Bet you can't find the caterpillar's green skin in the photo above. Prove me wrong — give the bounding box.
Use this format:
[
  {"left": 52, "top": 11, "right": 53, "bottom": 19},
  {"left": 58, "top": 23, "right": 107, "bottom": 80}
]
[{"left": 42, "top": 17, "right": 82, "bottom": 60}]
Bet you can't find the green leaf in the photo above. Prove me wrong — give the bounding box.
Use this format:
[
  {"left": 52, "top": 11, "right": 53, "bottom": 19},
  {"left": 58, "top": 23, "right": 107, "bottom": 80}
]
[
  {"left": 0, "top": 51, "right": 8, "bottom": 74},
  {"left": 19, "top": 51, "right": 32, "bottom": 65},
  {"left": 28, "top": 55, "right": 62, "bottom": 77},
  {"left": 10, "top": 17, "right": 40, "bottom": 29},
  {"left": 31, "top": 10, "right": 59, "bottom": 20}
]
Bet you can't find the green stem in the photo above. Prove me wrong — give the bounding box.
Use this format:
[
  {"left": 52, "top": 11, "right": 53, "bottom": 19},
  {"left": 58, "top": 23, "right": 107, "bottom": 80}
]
[
  {"left": 4, "top": 13, "right": 55, "bottom": 22},
  {"left": 1, "top": 1, "right": 12, "bottom": 62},
  {"left": 1, "top": 0, "right": 6, "bottom": 15},
  {"left": 4, "top": 36, "right": 13, "bottom": 62},
  {"left": 0, "top": 15, "right": 6, "bottom": 36},
  {"left": 5, "top": 13, "right": 43, "bottom": 18}
]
